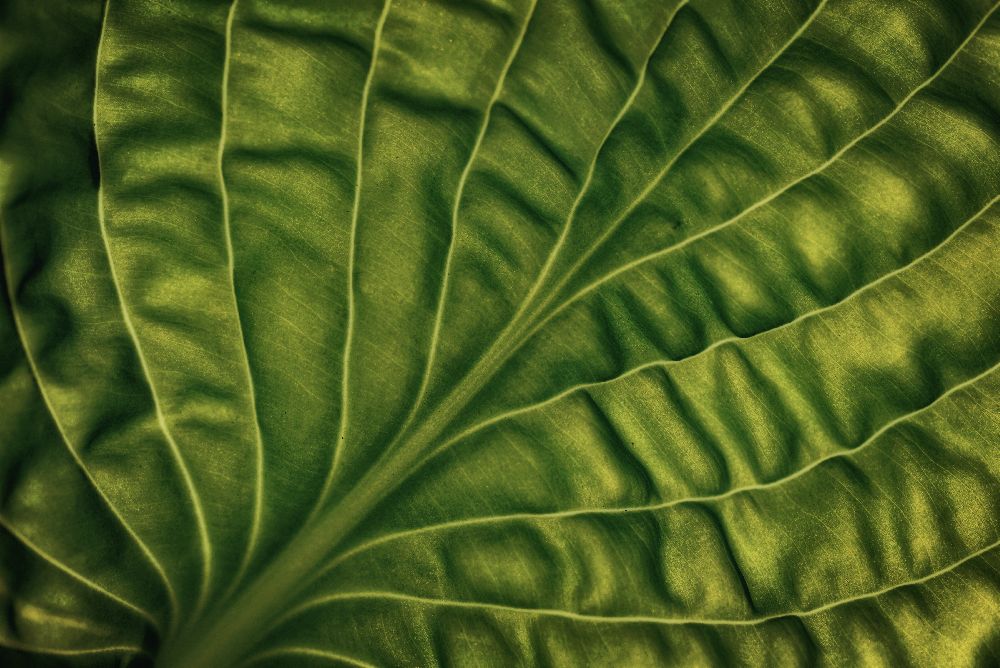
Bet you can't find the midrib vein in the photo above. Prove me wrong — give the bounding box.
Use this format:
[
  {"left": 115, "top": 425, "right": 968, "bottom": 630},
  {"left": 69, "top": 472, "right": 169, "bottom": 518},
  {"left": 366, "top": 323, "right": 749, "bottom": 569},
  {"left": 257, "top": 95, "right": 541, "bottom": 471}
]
[{"left": 213, "top": 11, "right": 847, "bottom": 644}]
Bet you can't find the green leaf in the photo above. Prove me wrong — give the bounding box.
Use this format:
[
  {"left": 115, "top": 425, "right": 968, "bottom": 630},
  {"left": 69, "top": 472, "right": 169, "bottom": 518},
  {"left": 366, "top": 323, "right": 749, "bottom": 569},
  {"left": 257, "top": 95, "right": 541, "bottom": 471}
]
[{"left": 2, "top": 0, "right": 999, "bottom": 665}]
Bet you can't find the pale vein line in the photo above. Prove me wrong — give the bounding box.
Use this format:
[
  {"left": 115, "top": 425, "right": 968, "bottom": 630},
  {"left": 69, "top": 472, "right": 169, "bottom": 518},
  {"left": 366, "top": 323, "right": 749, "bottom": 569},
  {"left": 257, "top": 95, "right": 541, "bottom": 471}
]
[
  {"left": 0, "top": 11, "right": 179, "bottom": 624},
  {"left": 375, "top": 0, "right": 827, "bottom": 465},
  {"left": 93, "top": 0, "right": 212, "bottom": 614},
  {"left": 523, "top": 2, "right": 999, "bottom": 340},
  {"left": 242, "top": 646, "right": 376, "bottom": 668},
  {"left": 0, "top": 641, "right": 147, "bottom": 657},
  {"left": 0, "top": 245, "right": 180, "bottom": 624},
  {"left": 0, "top": 516, "right": 158, "bottom": 629},
  {"left": 315, "top": 0, "right": 393, "bottom": 513},
  {"left": 294, "top": 538, "right": 1000, "bottom": 627},
  {"left": 216, "top": 0, "right": 265, "bottom": 596},
  {"left": 524, "top": 0, "right": 831, "bottom": 328},
  {"left": 323, "top": 359, "right": 999, "bottom": 571},
  {"left": 502, "top": 0, "right": 690, "bottom": 355},
  {"left": 425, "top": 195, "right": 999, "bottom": 468},
  {"left": 396, "top": 0, "right": 540, "bottom": 456},
  {"left": 369, "top": 0, "right": 692, "bottom": 469}
]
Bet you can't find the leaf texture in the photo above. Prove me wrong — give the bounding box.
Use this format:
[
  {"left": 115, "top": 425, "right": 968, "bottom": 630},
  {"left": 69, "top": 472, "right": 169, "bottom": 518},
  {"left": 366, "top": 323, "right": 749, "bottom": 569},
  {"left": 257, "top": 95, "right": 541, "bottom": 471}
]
[{"left": 0, "top": 0, "right": 998, "bottom": 665}]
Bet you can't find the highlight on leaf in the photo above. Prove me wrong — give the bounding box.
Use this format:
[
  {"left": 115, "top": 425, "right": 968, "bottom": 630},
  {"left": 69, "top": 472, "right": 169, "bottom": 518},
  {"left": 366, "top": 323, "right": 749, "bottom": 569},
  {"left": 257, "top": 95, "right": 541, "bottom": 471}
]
[{"left": 0, "top": 0, "right": 998, "bottom": 665}]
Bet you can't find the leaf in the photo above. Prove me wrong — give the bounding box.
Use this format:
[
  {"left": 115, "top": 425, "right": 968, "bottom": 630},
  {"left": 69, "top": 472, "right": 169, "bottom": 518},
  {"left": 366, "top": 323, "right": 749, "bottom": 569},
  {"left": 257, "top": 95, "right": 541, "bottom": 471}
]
[{"left": 1, "top": 0, "right": 999, "bottom": 665}]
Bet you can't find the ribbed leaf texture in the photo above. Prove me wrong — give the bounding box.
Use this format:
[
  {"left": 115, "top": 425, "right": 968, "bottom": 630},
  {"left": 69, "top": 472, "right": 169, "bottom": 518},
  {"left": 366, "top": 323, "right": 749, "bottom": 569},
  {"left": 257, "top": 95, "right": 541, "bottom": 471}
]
[{"left": 1, "top": 0, "right": 999, "bottom": 665}]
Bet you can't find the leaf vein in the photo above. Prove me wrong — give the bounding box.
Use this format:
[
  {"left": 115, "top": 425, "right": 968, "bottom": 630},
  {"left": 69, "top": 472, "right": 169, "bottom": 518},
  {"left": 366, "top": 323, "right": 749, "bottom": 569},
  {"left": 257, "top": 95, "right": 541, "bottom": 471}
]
[
  {"left": 324, "top": 358, "right": 998, "bottom": 572},
  {"left": 314, "top": 0, "right": 394, "bottom": 514},
  {"left": 431, "top": 195, "right": 999, "bottom": 466},
  {"left": 297, "top": 538, "right": 1000, "bottom": 626},
  {"left": 216, "top": 0, "right": 267, "bottom": 598},
  {"left": 92, "top": 0, "right": 212, "bottom": 617},
  {"left": 0, "top": 516, "right": 159, "bottom": 629},
  {"left": 526, "top": 2, "right": 1000, "bottom": 337}
]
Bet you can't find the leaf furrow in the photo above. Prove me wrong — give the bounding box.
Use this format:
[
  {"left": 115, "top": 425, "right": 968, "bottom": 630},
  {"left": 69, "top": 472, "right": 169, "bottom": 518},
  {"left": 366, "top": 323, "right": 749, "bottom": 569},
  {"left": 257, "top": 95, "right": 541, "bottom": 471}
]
[
  {"left": 289, "top": 535, "right": 1000, "bottom": 627},
  {"left": 92, "top": 0, "right": 213, "bottom": 615},
  {"left": 0, "top": 227, "right": 181, "bottom": 622},
  {"left": 317, "top": 0, "right": 395, "bottom": 514},
  {"left": 322, "top": 358, "right": 999, "bottom": 576},
  {"left": 0, "top": 517, "right": 157, "bottom": 628},
  {"left": 520, "top": 2, "right": 1000, "bottom": 355}
]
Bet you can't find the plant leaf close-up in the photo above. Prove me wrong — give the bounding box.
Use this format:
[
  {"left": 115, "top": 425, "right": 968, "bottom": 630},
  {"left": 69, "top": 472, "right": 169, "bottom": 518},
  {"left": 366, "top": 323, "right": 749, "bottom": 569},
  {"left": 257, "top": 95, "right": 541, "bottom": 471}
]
[{"left": 1, "top": 0, "right": 999, "bottom": 665}]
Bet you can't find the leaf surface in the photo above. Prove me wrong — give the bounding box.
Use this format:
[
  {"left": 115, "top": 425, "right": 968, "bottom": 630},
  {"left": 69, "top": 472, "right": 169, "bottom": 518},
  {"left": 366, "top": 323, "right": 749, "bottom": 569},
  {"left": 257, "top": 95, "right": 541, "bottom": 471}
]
[{"left": 1, "top": 0, "right": 999, "bottom": 665}]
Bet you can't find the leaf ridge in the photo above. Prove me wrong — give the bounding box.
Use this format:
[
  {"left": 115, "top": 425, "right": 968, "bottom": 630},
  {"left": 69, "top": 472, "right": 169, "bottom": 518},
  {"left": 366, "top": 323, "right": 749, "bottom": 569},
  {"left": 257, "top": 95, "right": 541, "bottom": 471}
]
[
  {"left": 293, "top": 537, "right": 1000, "bottom": 627},
  {"left": 216, "top": 0, "right": 266, "bottom": 598},
  {"left": 518, "top": 1, "right": 1000, "bottom": 355},
  {"left": 93, "top": 0, "right": 213, "bottom": 616},
  {"left": 323, "top": 358, "right": 999, "bottom": 574},
  {"left": 0, "top": 517, "right": 158, "bottom": 629},
  {"left": 315, "top": 0, "right": 394, "bottom": 515}
]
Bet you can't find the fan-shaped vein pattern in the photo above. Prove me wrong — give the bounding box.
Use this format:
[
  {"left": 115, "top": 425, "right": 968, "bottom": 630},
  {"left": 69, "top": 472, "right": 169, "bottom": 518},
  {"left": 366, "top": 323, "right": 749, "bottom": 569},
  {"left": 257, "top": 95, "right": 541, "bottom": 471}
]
[
  {"left": 1, "top": 0, "right": 999, "bottom": 664},
  {"left": 255, "top": 544, "right": 1000, "bottom": 666},
  {"left": 0, "top": 0, "right": 197, "bottom": 630},
  {"left": 419, "top": 0, "right": 692, "bottom": 420},
  {"left": 336, "top": 0, "right": 543, "bottom": 489},
  {"left": 416, "top": 0, "right": 833, "bottom": 443},
  {"left": 463, "top": 24, "right": 1000, "bottom": 440},
  {"left": 540, "top": 0, "right": 998, "bottom": 305},
  {"left": 340, "top": 0, "right": 687, "bottom": 490},
  {"left": 386, "top": 0, "right": 999, "bottom": 455},
  {"left": 222, "top": 0, "right": 389, "bottom": 578},
  {"left": 343, "top": 206, "right": 999, "bottom": 572}
]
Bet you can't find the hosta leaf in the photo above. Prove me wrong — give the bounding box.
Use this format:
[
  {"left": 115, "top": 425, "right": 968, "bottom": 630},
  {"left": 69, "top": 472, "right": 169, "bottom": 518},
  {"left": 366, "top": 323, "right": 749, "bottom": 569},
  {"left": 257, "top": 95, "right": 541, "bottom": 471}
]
[{"left": 1, "top": 0, "right": 999, "bottom": 665}]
